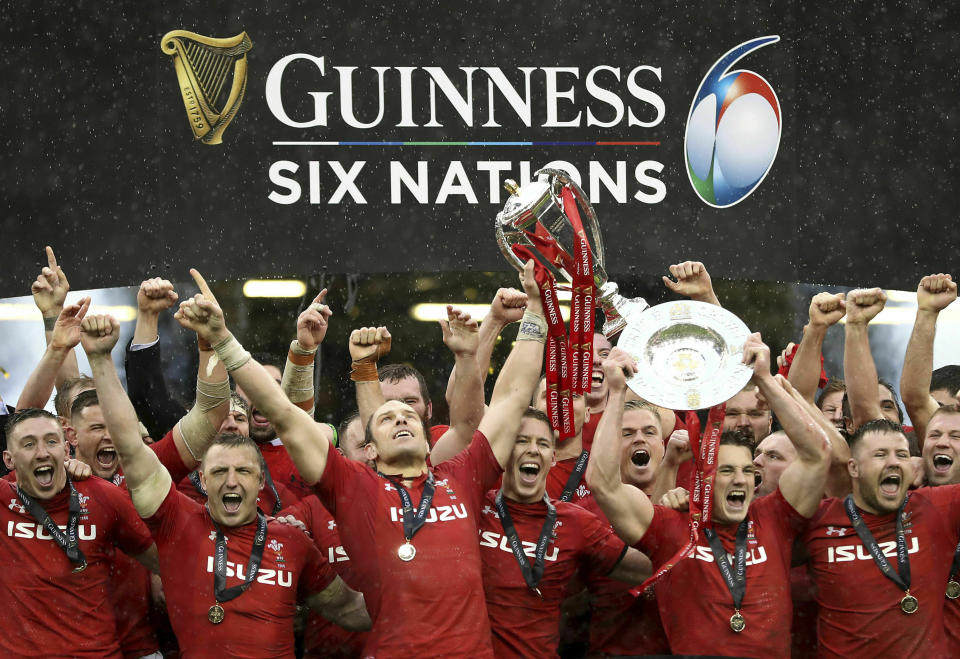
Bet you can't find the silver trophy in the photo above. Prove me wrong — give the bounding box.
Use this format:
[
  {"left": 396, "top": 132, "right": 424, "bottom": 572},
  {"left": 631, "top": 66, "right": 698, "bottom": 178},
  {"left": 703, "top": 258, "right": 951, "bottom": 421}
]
[
  {"left": 495, "top": 167, "right": 752, "bottom": 409},
  {"left": 496, "top": 167, "right": 649, "bottom": 337}
]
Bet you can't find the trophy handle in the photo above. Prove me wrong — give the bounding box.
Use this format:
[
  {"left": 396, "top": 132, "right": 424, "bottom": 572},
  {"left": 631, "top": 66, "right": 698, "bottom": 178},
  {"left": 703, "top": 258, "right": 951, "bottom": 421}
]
[{"left": 534, "top": 168, "right": 606, "bottom": 275}]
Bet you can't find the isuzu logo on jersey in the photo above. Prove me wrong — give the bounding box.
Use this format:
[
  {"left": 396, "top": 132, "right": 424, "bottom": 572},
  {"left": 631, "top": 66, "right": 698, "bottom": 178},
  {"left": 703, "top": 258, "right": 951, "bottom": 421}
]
[
  {"left": 6, "top": 521, "right": 97, "bottom": 541},
  {"left": 689, "top": 544, "right": 768, "bottom": 567},
  {"left": 205, "top": 556, "right": 293, "bottom": 587},
  {"left": 827, "top": 537, "right": 920, "bottom": 563},
  {"left": 327, "top": 545, "right": 350, "bottom": 564},
  {"left": 388, "top": 503, "right": 468, "bottom": 523},
  {"left": 479, "top": 530, "right": 560, "bottom": 562}
]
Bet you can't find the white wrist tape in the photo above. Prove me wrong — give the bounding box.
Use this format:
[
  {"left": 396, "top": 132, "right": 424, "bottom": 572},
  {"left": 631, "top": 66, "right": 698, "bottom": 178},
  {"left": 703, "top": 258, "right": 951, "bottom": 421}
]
[
  {"left": 212, "top": 333, "right": 252, "bottom": 372},
  {"left": 516, "top": 311, "right": 548, "bottom": 343}
]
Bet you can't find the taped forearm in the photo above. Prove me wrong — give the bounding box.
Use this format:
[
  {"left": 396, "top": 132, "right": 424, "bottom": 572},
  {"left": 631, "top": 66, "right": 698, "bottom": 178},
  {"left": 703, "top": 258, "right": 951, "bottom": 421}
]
[
  {"left": 178, "top": 378, "right": 230, "bottom": 460},
  {"left": 128, "top": 467, "right": 173, "bottom": 518},
  {"left": 211, "top": 333, "right": 252, "bottom": 372},
  {"left": 282, "top": 340, "right": 316, "bottom": 414}
]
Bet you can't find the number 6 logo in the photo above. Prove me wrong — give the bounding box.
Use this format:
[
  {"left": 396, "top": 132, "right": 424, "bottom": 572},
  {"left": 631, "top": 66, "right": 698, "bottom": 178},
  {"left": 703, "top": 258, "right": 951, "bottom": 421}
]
[{"left": 685, "top": 36, "right": 781, "bottom": 208}]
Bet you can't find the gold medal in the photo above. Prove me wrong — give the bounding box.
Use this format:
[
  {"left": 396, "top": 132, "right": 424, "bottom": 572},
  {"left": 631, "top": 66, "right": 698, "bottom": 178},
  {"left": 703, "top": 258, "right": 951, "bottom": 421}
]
[
  {"left": 729, "top": 611, "right": 746, "bottom": 633},
  {"left": 900, "top": 593, "right": 919, "bottom": 614},
  {"left": 71, "top": 561, "right": 87, "bottom": 574},
  {"left": 397, "top": 542, "right": 416, "bottom": 562},
  {"left": 208, "top": 603, "right": 225, "bottom": 624},
  {"left": 947, "top": 580, "right": 960, "bottom": 600}
]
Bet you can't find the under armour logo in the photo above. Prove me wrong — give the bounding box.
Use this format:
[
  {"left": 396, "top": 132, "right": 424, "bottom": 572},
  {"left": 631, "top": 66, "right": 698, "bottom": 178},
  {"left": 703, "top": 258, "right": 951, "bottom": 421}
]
[
  {"left": 384, "top": 483, "right": 396, "bottom": 492},
  {"left": 481, "top": 505, "right": 497, "bottom": 516},
  {"left": 328, "top": 520, "right": 336, "bottom": 530},
  {"left": 8, "top": 499, "right": 26, "bottom": 514},
  {"left": 826, "top": 526, "right": 848, "bottom": 536}
]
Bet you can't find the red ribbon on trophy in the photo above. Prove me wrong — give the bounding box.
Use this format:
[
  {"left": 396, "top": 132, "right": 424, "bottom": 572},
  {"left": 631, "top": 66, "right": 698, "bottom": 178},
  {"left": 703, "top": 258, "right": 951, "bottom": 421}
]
[
  {"left": 632, "top": 403, "right": 725, "bottom": 595},
  {"left": 510, "top": 186, "right": 596, "bottom": 443}
]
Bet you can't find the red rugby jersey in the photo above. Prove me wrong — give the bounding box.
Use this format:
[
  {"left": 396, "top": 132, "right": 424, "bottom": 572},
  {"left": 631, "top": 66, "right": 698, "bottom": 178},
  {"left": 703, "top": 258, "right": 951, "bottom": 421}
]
[
  {"left": 0, "top": 477, "right": 153, "bottom": 658},
  {"left": 803, "top": 486, "right": 960, "bottom": 658},
  {"left": 546, "top": 455, "right": 592, "bottom": 505},
  {"left": 637, "top": 489, "right": 805, "bottom": 658},
  {"left": 145, "top": 484, "right": 336, "bottom": 658},
  {"left": 280, "top": 494, "right": 367, "bottom": 659},
  {"left": 315, "top": 431, "right": 502, "bottom": 658},
  {"left": 478, "top": 491, "right": 626, "bottom": 658}
]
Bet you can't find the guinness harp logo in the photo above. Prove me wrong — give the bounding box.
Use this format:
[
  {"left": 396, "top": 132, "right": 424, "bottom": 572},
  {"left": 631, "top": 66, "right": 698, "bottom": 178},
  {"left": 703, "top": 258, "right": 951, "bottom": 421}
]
[{"left": 160, "top": 30, "right": 252, "bottom": 144}]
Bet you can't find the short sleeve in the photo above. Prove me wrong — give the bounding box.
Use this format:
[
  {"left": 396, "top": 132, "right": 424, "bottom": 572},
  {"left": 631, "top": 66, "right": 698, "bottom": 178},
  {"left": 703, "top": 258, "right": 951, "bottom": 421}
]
[
  {"left": 298, "top": 536, "right": 338, "bottom": 598},
  {"left": 576, "top": 506, "right": 627, "bottom": 576},
  {"left": 314, "top": 446, "right": 373, "bottom": 517},
  {"left": 434, "top": 430, "right": 503, "bottom": 511},
  {"left": 98, "top": 480, "right": 154, "bottom": 556},
  {"left": 144, "top": 482, "right": 195, "bottom": 544}
]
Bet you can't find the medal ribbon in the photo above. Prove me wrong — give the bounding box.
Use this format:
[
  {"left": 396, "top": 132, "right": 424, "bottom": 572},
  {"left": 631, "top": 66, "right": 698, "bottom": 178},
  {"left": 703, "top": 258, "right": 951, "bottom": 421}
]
[
  {"left": 559, "top": 449, "right": 590, "bottom": 502},
  {"left": 212, "top": 510, "right": 267, "bottom": 603},
  {"left": 16, "top": 478, "right": 87, "bottom": 569},
  {"left": 951, "top": 541, "right": 960, "bottom": 579},
  {"left": 191, "top": 465, "right": 283, "bottom": 515},
  {"left": 843, "top": 493, "right": 912, "bottom": 593},
  {"left": 380, "top": 471, "right": 436, "bottom": 543},
  {"left": 633, "top": 404, "right": 724, "bottom": 595},
  {"left": 513, "top": 245, "right": 575, "bottom": 442},
  {"left": 495, "top": 490, "right": 558, "bottom": 592},
  {"left": 703, "top": 519, "right": 749, "bottom": 612},
  {"left": 561, "top": 186, "right": 595, "bottom": 396}
]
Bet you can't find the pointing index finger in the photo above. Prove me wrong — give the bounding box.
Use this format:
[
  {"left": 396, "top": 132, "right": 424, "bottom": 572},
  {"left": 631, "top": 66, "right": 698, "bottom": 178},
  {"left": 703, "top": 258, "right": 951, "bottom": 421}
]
[
  {"left": 312, "top": 288, "right": 328, "bottom": 305},
  {"left": 45, "top": 246, "right": 58, "bottom": 270},
  {"left": 189, "top": 268, "right": 217, "bottom": 303}
]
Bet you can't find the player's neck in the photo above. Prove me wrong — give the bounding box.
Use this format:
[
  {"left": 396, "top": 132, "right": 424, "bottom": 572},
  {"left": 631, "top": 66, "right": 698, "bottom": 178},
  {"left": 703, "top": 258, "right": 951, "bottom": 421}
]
[
  {"left": 851, "top": 489, "right": 893, "bottom": 516},
  {"left": 555, "top": 434, "right": 584, "bottom": 461},
  {"left": 377, "top": 458, "right": 427, "bottom": 481},
  {"left": 502, "top": 482, "right": 546, "bottom": 504},
  {"left": 586, "top": 392, "right": 606, "bottom": 414}
]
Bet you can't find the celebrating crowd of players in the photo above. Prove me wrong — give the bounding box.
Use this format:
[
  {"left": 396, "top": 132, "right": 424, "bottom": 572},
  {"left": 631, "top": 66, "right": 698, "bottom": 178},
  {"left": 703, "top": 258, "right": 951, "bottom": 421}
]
[{"left": 2, "top": 247, "right": 960, "bottom": 659}]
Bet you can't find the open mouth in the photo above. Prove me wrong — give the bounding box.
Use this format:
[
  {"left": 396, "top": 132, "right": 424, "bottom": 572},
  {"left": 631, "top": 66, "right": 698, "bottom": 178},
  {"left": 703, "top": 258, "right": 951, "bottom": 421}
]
[
  {"left": 34, "top": 465, "right": 55, "bottom": 487},
  {"left": 879, "top": 473, "right": 902, "bottom": 496},
  {"left": 222, "top": 493, "right": 243, "bottom": 513},
  {"left": 754, "top": 471, "right": 763, "bottom": 492},
  {"left": 518, "top": 462, "right": 541, "bottom": 485},
  {"left": 393, "top": 429, "right": 413, "bottom": 441},
  {"left": 251, "top": 412, "right": 270, "bottom": 427},
  {"left": 591, "top": 371, "right": 604, "bottom": 388},
  {"left": 631, "top": 449, "right": 650, "bottom": 467},
  {"left": 933, "top": 454, "right": 954, "bottom": 474},
  {"left": 726, "top": 490, "right": 746, "bottom": 510},
  {"left": 96, "top": 447, "right": 117, "bottom": 471}
]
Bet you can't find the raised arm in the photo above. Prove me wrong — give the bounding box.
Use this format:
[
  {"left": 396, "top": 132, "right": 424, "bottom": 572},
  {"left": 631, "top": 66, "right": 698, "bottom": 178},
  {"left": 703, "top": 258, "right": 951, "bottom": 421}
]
[
  {"left": 16, "top": 298, "right": 90, "bottom": 410},
  {"left": 280, "top": 290, "right": 332, "bottom": 417},
  {"left": 303, "top": 575, "right": 372, "bottom": 632},
  {"left": 662, "top": 260, "right": 721, "bottom": 306},
  {"left": 350, "top": 327, "right": 391, "bottom": 427},
  {"left": 788, "top": 292, "right": 846, "bottom": 403},
  {"left": 843, "top": 288, "right": 887, "bottom": 431},
  {"left": 748, "top": 334, "right": 830, "bottom": 517},
  {"left": 649, "top": 429, "right": 692, "bottom": 503},
  {"left": 477, "top": 261, "right": 545, "bottom": 467},
  {"left": 30, "top": 246, "right": 80, "bottom": 388},
  {"left": 445, "top": 287, "right": 526, "bottom": 405},
  {"left": 125, "top": 278, "right": 184, "bottom": 438},
  {"left": 174, "top": 270, "right": 334, "bottom": 484},
  {"left": 428, "top": 307, "right": 483, "bottom": 464},
  {"left": 80, "top": 315, "right": 169, "bottom": 517},
  {"left": 585, "top": 348, "right": 654, "bottom": 545},
  {"left": 901, "top": 274, "right": 956, "bottom": 446}
]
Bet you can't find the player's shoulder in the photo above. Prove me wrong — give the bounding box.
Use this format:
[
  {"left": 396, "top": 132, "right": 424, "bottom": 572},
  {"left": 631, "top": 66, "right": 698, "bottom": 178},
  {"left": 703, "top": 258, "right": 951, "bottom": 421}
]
[
  {"left": 911, "top": 484, "right": 960, "bottom": 505},
  {"left": 555, "top": 499, "right": 600, "bottom": 524},
  {"left": 75, "top": 476, "right": 125, "bottom": 503}
]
